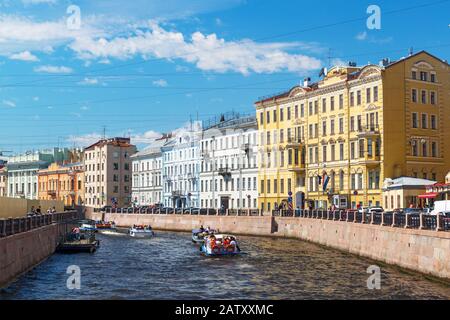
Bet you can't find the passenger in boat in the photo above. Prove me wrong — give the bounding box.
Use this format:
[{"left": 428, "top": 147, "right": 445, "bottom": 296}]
[
  {"left": 199, "top": 225, "right": 205, "bottom": 232},
  {"left": 223, "top": 237, "right": 231, "bottom": 246}
]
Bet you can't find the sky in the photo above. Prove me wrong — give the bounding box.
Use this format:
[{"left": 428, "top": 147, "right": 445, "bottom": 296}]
[{"left": 0, "top": 0, "right": 449, "bottom": 154}]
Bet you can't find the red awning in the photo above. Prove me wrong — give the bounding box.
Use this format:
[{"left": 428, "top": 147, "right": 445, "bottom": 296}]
[{"left": 418, "top": 193, "right": 438, "bottom": 199}]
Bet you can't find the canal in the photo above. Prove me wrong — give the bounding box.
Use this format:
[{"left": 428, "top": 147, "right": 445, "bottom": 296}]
[{"left": 1, "top": 231, "right": 450, "bottom": 299}]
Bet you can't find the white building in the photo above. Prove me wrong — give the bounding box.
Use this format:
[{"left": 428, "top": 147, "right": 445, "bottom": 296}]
[
  {"left": 162, "top": 123, "right": 202, "bottom": 208},
  {"left": 6, "top": 148, "right": 70, "bottom": 200},
  {"left": 200, "top": 116, "right": 258, "bottom": 209},
  {"left": 131, "top": 137, "right": 168, "bottom": 206}
]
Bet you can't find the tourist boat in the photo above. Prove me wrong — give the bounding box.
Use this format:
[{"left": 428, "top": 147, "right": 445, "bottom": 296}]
[
  {"left": 191, "top": 228, "right": 217, "bottom": 243},
  {"left": 79, "top": 222, "right": 97, "bottom": 232},
  {"left": 95, "top": 221, "right": 116, "bottom": 230},
  {"left": 200, "top": 234, "right": 241, "bottom": 256},
  {"left": 129, "top": 225, "right": 154, "bottom": 238}
]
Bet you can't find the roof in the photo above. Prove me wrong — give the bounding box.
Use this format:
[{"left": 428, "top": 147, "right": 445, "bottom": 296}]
[
  {"left": 255, "top": 50, "right": 448, "bottom": 105},
  {"left": 84, "top": 137, "right": 134, "bottom": 151},
  {"left": 385, "top": 177, "right": 436, "bottom": 189},
  {"left": 131, "top": 138, "right": 168, "bottom": 158}
]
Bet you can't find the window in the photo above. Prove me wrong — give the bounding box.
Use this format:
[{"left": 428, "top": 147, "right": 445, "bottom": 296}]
[
  {"left": 430, "top": 73, "right": 436, "bottom": 83},
  {"left": 287, "top": 107, "right": 291, "bottom": 120},
  {"left": 322, "top": 98, "right": 327, "bottom": 113},
  {"left": 420, "top": 71, "right": 428, "bottom": 81},
  {"left": 280, "top": 108, "right": 284, "bottom": 121},
  {"left": 350, "top": 142, "right": 355, "bottom": 159},
  {"left": 350, "top": 92, "right": 354, "bottom": 106},
  {"left": 294, "top": 105, "right": 298, "bottom": 118},
  {"left": 431, "top": 142, "right": 437, "bottom": 157},
  {"left": 421, "top": 114, "right": 428, "bottom": 129},
  {"left": 421, "top": 90, "right": 427, "bottom": 104},
  {"left": 431, "top": 115, "right": 437, "bottom": 130},
  {"left": 412, "top": 89, "right": 417, "bottom": 103},
  {"left": 422, "top": 142, "right": 428, "bottom": 157},
  {"left": 359, "top": 139, "right": 365, "bottom": 158},
  {"left": 322, "top": 145, "right": 327, "bottom": 162},
  {"left": 314, "top": 101, "right": 318, "bottom": 114},
  {"left": 339, "top": 94, "right": 344, "bottom": 109},
  {"left": 430, "top": 91, "right": 436, "bottom": 105},
  {"left": 267, "top": 179, "right": 271, "bottom": 194},
  {"left": 412, "top": 113, "right": 418, "bottom": 128},
  {"left": 339, "top": 118, "right": 344, "bottom": 133},
  {"left": 309, "top": 102, "right": 313, "bottom": 115},
  {"left": 366, "top": 88, "right": 371, "bottom": 103},
  {"left": 322, "top": 121, "right": 327, "bottom": 136},
  {"left": 260, "top": 180, "right": 264, "bottom": 193},
  {"left": 412, "top": 70, "right": 417, "bottom": 79},
  {"left": 339, "top": 143, "right": 344, "bottom": 160},
  {"left": 330, "top": 96, "right": 335, "bottom": 111},
  {"left": 350, "top": 116, "right": 355, "bottom": 131},
  {"left": 330, "top": 119, "right": 335, "bottom": 135},
  {"left": 331, "top": 144, "right": 336, "bottom": 161},
  {"left": 300, "top": 104, "right": 305, "bottom": 117},
  {"left": 314, "top": 124, "right": 318, "bottom": 138},
  {"left": 273, "top": 110, "right": 277, "bottom": 122},
  {"left": 260, "top": 112, "right": 264, "bottom": 125},
  {"left": 266, "top": 111, "right": 270, "bottom": 124},
  {"left": 357, "top": 90, "right": 361, "bottom": 105},
  {"left": 412, "top": 140, "right": 418, "bottom": 156},
  {"left": 373, "top": 86, "right": 378, "bottom": 102}
]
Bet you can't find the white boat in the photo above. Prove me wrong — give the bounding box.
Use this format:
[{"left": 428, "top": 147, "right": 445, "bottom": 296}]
[
  {"left": 79, "top": 223, "right": 97, "bottom": 232},
  {"left": 129, "top": 225, "right": 154, "bottom": 238},
  {"left": 191, "top": 228, "right": 217, "bottom": 243},
  {"left": 200, "top": 234, "right": 241, "bottom": 256}
]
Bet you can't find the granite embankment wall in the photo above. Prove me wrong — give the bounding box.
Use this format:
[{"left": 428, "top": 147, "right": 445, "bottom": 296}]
[
  {"left": 0, "top": 212, "right": 78, "bottom": 288},
  {"left": 86, "top": 211, "right": 450, "bottom": 280}
]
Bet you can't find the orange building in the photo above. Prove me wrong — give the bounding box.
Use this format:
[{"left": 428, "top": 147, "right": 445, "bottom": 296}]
[{"left": 38, "top": 162, "right": 85, "bottom": 207}]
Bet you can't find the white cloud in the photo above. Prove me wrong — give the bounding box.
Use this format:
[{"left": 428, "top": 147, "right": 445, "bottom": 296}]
[
  {"left": 9, "top": 51, "right": 39, "bottom": 62},
  {"left": 355, "top": 31, "right": 368, "bottom": 41},
  {"left": 67, "top": 133, "right": 103, "bottom": 147},
  {"left": 3, "top": 100, "right": 16, "bottom": 108},
  {"left": 152, "top": 79, "right": 168, "bottom": 87},
  {"left": 131, "top": 130, "right": 162, "bottom": 144},
  {"left": 78, "top": 77, "right": 99, "bottom": 85},
  {"left": 70, "top": 22, "right": 322, "bottom": 75},
  {"left": 34, "top": 65, "right": 73, "bottom": 74},
  {"left": 33, "top": 96, "right": 40, "bottom": 101},
  {"left": 80, "top": 105, "right": 89, "bottom": 110}
]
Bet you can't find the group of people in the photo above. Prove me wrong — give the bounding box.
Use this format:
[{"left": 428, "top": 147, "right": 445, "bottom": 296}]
[
  {"left": 27, "top": 206, "right": 57, "bottom": 216},
  {"left": 132, "top": 224, "right": 151, "bottom": 230},
  {"left": 207, "top": 234, "right": 237, "bottom": 249}
]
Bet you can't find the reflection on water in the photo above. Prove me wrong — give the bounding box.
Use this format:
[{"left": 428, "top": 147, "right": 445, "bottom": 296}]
[{"left": 1, "top": 231, "right": 449, "bottom": 300}]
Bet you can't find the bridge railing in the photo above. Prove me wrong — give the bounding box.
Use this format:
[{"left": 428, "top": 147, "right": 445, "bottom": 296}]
[
  {"left": 99, "top": 207, "right": 450, "bottom": 232},
  {"left": 0, "top": 211, "right": 80, "bottom": 238}
]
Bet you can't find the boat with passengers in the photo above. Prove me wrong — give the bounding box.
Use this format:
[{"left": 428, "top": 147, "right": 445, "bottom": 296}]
[
  {"left": 200, "top": 234, "right": 241, "bottom": 256},
  {"left": 129, "top": 225, "right": 154, "bottom": 238},
  {"left": 191, "top": 227, "right": 217, "bottom": 243}
]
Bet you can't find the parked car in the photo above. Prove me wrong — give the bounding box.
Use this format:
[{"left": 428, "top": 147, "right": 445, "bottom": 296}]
[{"left": 359, "top": 206, "right": 384, "bottom": 214}]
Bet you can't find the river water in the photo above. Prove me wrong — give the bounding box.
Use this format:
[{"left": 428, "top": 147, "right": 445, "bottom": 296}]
[{"left": 1, "top": 231, "right": 449, "bottom": 300}]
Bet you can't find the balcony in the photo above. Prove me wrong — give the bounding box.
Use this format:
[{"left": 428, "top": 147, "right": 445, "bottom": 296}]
[
  {"left": 287, "top": 163, "right": 305, "bottom": 172},
  {"left": 357, "top": 124, "right": 380, "bottom": 137},
  {"left": 218, "top": 167, "right": 231, "bottom": 178},
  {"left": 285, "top": 136, "right": 303, "bottom": 148}
]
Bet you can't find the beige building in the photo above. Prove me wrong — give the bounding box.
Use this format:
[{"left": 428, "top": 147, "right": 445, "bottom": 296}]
[
  {"left": 382, "top": 177, "right": 436, "bottom": 210},
  {"left": 84, "top": 137, "right": 136, "bottom": 208}
]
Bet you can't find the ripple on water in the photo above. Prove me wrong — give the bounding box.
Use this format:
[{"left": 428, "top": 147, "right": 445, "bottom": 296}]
[{"left": 1, "top": 231, "right": 449, "bottom": 300}]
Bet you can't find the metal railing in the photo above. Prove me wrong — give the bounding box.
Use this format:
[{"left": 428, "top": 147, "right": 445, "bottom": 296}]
[
  {"left": 99, "top": 207, "right": 450, "bottom": 232},
  {"left": 0, "top": 211, "right": 80, "bottom": 238}
]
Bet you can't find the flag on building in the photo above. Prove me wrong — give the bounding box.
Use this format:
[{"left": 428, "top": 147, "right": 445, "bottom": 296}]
[{"left": 323, "top": 174, "right": 330, "bottom": 191}]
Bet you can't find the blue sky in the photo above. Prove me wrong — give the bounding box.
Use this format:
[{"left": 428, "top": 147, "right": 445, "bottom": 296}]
[{"left": 0, "top": 0, "right": 449, "bottom": 153}]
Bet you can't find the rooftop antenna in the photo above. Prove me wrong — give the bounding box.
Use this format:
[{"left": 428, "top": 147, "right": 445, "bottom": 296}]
[{"left": 409, "top": 47, "right": 414, "bottom": 56}]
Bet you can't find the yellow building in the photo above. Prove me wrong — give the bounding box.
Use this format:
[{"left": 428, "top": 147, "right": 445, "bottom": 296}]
[
  {"left": 38, "top": 162, "right": 85, "bottom": 207},
  {"left": 256, "top": 51, "right": 449, "bottom": 211}
]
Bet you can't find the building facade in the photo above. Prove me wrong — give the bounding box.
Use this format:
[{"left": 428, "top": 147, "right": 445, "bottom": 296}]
[
  {"left": 84, "top": 137, "right": 136, "bottom": 208},
  {"left": 200, "top": 116, "right": 258, "bottom": 209},
  {"left": 131, "top": 137, "right": 167, "bottom": 206},
  {"left": 0, "top": 166, "right": 7, "bottom": 197},
  {"left": 162, "top": 125, "right": 202, "bottom": 208},
  {"left": 256, "top": 51, "right": 449, "bottom": 211},
  {"left": 6, "top": 148, "right": 71, "bottom": 200},
  {"left": 38, "top": 162, "right": 85, "bottom": 207}
]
